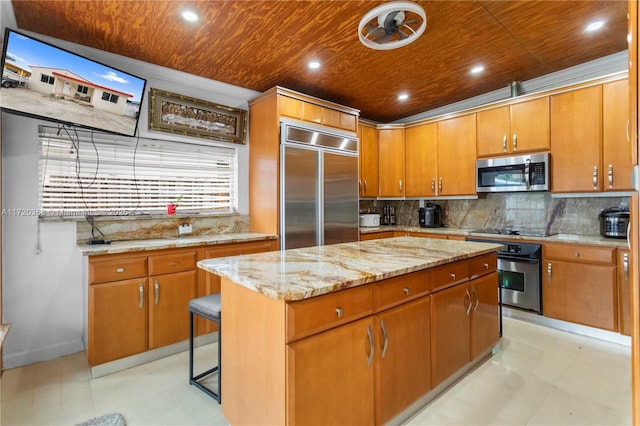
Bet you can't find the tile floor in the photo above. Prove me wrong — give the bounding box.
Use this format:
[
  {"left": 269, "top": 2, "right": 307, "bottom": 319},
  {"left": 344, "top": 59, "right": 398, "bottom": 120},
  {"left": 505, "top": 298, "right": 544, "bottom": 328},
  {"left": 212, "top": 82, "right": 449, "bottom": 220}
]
[{"left": 1, "top": 317, "right": 632, "bottom": 426}]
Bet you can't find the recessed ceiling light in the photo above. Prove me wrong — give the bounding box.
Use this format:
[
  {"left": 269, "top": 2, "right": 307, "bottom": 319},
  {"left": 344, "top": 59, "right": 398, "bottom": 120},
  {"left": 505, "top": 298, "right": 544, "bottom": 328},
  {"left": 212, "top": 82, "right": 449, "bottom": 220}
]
[
  {"left": 470, "top": 65, "right": 485, "bottom": 75},
  {"left": 398, "top": 93, "right": 409, "bottom": 101},
  {"left": 585, "top": 20, "right": 605, "bottom": 33},
  {"left": 181, "top": 10, "right": 199, "bottom": 23},
  {"left": 308, "top": 60, "right": 321, "bottom": 70}
]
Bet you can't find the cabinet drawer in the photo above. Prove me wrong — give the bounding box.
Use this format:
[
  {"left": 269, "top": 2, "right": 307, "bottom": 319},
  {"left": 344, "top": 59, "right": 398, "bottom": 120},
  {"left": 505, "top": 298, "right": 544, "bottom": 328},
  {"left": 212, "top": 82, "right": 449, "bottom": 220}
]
[
  {"left": 469, "top": 253, "right": 497, "bottom": 279},
  {"left": 148, "top": 251, "right": 197, "bottom": 275},
  {"left": 89, "top": 256, "right": 148, "bottom": 284},
  {"left": 431, "top": 260, "right": 469, "bottom": 292},
  {"left": 544, "top": 243, "right": 615, "bottom": 264},
  {"left": 286, "top": 285, "right": 373, "bottom": 342},
  {"left": 374, "top": 270, "right": 430, "bottom": 311},
  {"left": 205, "top": 240, "right": 276, "bottom": 258}
]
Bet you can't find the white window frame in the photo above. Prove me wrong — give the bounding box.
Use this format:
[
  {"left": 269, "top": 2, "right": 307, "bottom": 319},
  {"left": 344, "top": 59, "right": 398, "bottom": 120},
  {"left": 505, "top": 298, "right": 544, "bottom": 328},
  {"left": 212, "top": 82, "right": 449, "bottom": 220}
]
[{"left": 38, "top": 125, "right": 238, "bottom": 217}]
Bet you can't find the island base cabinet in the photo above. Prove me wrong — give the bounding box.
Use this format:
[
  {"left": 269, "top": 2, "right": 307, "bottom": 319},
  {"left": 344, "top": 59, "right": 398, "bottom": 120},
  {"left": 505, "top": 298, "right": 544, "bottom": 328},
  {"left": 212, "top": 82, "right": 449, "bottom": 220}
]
[
  {"left": 374, "top": 297, "right": 431, "bottom": 425},
  {"left": 286, "top": 317, "right": 375, "bottom": 425},
  {"left": 470, "top": 272, "right": 500, "bottom": 359},
  {"left": 430, "top": 284, "right": 471, "bottom": 387},
  {"left": 88, "top": 278, "right": 149, "bottom": 366},
  {"left": 542, "top": 260, "right": 617, "bottom": 331}
]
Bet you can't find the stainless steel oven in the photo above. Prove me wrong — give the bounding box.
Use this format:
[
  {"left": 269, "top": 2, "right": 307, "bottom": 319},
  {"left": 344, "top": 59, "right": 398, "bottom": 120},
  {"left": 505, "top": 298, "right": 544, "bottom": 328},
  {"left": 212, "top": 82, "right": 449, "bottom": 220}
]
[{"left": 468, "top": 237, "right": 543, "bottom": 315}]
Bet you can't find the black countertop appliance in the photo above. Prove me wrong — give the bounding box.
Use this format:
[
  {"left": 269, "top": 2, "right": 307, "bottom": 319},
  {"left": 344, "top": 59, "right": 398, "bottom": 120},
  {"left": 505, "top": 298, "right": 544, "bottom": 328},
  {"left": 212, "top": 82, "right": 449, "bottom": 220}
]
[
  {"left": 419, "top": 203, "right": 442, "bottom": 228},
  {"left": 599, "top": 207, "right": 630, "bottom": 239}
]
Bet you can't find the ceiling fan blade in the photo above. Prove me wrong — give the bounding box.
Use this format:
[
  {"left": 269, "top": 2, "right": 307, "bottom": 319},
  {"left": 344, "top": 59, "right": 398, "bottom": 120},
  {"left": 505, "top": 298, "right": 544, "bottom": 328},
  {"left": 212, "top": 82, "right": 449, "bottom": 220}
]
[
  {"left": 397, "top": 29, "right": 409, "bottom": 40},
  {"left": 365, "top": 25, "right": 386, "bottom": 40}
]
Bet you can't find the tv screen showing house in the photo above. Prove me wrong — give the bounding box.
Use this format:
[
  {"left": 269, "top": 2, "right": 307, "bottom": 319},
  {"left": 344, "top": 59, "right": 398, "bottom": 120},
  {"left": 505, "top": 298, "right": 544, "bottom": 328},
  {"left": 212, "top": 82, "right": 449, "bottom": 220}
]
[{"left": 0, "top": 28, "right": 147, "bottom": 137}]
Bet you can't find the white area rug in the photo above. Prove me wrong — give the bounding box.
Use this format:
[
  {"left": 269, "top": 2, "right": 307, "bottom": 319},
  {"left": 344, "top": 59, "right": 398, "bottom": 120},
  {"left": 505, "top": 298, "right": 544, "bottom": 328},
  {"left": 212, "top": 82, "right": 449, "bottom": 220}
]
[{"left": 74, "top": 413, "right": 126, "bottom": 426}]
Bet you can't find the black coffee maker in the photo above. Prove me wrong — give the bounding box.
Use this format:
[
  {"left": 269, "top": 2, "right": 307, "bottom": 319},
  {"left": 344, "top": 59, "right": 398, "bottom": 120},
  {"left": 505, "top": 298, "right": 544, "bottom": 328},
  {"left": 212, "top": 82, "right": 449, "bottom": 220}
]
[{"left": 418, "top": 203, "right": 442, "bottom": 228}]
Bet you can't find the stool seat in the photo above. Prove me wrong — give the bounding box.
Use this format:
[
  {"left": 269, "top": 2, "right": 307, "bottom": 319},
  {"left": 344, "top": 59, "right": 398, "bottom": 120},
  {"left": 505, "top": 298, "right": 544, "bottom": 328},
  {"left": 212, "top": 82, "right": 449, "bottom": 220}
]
[
  {"left": 189, "top": 293, "right": 221, "bottom": 320},
  {"left": 189, "top": 293, "right": 222, "bottom": 403}
]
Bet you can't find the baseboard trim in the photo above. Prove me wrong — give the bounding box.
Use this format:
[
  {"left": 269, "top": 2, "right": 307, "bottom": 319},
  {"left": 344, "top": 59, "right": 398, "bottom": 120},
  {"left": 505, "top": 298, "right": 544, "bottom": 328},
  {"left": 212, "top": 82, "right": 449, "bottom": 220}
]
[{"left": 3, "top": 338, "right": 85, "bottom": 369}]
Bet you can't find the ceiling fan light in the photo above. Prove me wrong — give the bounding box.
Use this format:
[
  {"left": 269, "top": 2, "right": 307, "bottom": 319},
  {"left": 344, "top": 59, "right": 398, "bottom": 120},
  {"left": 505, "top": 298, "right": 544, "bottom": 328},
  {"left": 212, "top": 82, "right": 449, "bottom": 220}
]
[
  {"left": 308, "top": 60, "right": 321, "bottom": 70},
  {"left": 181, "top": 10, "right": 199, "bottom": 23},
  {"left": 358, "top": 1, "right": 427, "bottom": 50}
]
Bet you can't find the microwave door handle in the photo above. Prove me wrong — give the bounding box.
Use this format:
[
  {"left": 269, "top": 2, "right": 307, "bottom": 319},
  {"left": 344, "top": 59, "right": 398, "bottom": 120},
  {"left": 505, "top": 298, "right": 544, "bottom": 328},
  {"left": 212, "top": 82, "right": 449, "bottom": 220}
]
[{"left": 524, "top": 159, "right": 531, "bottom": 189}]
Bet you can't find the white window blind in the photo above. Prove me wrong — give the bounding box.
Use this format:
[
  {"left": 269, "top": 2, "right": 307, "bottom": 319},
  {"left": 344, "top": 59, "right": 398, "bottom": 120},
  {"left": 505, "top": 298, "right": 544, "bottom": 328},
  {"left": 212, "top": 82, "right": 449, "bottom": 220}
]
[{"left": 38, "top": 125, "right": 238, "bottom": 216}]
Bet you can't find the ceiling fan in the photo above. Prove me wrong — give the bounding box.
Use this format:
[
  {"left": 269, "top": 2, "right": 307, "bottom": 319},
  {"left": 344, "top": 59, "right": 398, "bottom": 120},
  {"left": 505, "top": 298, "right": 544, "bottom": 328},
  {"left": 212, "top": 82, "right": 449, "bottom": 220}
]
[{"left": 358, "top": 1, "right": 427, "bottom": 50}]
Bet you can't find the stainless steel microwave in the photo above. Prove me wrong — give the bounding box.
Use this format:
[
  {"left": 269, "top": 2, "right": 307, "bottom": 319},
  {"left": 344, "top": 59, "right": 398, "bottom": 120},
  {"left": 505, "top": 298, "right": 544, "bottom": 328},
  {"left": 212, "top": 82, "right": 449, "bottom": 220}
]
[{"left": 476, "top": 153, "right": 550, "bottom": 193}]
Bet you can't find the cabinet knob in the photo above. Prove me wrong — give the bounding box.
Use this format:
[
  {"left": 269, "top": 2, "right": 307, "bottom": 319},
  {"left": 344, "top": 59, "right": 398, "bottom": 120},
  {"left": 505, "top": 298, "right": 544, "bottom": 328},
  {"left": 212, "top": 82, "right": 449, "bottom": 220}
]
[
  {"left": 593, "top": 166, "right": 598, "bottom": 190},
  {"left": 450, "top": 273, "right": 456, "bottom": 280},
  {"left": 403, "top": 287, "right": 410, "bottom": 296},
  {"left": 502, "top": 135, "right": 507, "bottom": 152},
  {"left": 574, "top": 251, "right": 580, "bottom": 258},
  {"left": 116, "top": 267, "right": 125, "bottom": 273},
  {"left": 608, "top": 164, "right": 613, "bottom": 189},
  {"left": 512, "top": 133, "right": 517, "bottom": 150},
  {"left": 335, "top": 307, "right": 343, "bottom": 318},
  {"left": 482, "top": 263, "right": 489, "bottom": 269}
]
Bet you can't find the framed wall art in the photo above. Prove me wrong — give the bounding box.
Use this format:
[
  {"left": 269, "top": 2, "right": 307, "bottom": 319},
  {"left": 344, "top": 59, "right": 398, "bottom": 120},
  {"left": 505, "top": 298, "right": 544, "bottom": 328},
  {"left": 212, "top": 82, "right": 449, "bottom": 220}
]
[{"left": 148, "top": 88, "right": 247, "bottom": 144}]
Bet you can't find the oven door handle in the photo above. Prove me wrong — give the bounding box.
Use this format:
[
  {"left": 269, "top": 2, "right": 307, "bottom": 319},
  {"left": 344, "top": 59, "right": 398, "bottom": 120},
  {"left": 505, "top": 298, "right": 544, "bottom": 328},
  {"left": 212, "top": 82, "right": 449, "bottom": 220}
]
[{"left": 498, "top": 255, "right": 540, "bottom": 264}]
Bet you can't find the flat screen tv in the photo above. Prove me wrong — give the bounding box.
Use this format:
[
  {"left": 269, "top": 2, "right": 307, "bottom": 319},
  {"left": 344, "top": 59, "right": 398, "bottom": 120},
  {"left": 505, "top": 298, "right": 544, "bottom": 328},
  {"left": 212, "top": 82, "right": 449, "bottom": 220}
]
[{"left": 1, "top": 28, "right": 147, "bottom": 137}]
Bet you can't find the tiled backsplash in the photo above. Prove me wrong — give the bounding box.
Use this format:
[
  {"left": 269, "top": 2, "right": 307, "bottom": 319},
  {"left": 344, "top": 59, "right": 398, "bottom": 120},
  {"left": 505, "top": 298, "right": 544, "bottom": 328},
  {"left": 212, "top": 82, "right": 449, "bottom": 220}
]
[
  {"left": 76, "top": 213, "right": 250, "bottom": 243},
  {"left": 360, "top": 193, "right": 629, "bottom": 236}
]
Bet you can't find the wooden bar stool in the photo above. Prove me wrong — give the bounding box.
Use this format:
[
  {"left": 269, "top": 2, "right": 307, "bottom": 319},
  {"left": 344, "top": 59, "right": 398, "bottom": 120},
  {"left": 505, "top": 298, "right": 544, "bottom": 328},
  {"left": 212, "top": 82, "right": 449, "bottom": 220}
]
[{"left": 188, "top": 293, "right": 221, "bottom": 403}]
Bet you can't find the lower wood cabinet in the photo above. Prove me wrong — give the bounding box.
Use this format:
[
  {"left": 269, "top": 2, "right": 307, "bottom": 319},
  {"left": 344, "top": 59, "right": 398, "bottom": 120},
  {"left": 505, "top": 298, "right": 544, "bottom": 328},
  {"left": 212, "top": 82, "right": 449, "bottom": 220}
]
[
  {"left": 618, "top": 249, "right": 632, "bottom": 336},
  {"left": 360, "top": 231, "right": 395, "bottom": 241},
  {"left": 87, "top": 239, "right": 277, "bottom": 366},
  {"left": 542, "top": 243, "right": 617, "bottom": 331}
]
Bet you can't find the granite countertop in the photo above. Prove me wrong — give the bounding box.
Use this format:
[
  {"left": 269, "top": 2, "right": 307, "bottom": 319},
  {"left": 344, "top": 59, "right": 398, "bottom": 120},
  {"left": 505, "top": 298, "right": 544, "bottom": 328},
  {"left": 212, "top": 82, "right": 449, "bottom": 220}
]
[
  {"left": 78, "top": 232, "right": 278, "bottom": 256},
  {"left": 359, "top": 225, "right": 629, "bottom": 248},
  {"left": 198, "top": 236, "right": 502, "bottom": 301}
]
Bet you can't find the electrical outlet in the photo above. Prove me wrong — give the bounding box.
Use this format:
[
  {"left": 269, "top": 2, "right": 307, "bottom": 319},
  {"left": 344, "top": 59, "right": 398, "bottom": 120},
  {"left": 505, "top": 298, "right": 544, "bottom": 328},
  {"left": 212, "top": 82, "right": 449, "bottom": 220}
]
[{"left": 178, "top": 224, "right": 192, "bottom": 235}]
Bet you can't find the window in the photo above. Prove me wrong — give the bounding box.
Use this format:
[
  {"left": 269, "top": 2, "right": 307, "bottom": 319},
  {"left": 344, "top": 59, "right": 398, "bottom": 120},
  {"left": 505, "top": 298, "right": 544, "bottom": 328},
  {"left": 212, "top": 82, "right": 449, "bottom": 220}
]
[
  {"left": 38, "top": 125, "right": 238, "bottom": 216},
  {"left": 77, "top": 85, "right": 89, "bottom": 94},
  {"left": 40, "top": 74, "right": 54, "bottom": 84},
  {"left": 101, "top": 92, "right": 119, "bottom": 103}
]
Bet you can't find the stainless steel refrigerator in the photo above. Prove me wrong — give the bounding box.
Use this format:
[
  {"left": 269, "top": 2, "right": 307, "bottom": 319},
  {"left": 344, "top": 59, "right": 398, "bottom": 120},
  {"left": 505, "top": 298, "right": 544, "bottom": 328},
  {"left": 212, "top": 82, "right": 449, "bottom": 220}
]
[{"left": 280, "top": 121, "right": 359, "bottom": 250}]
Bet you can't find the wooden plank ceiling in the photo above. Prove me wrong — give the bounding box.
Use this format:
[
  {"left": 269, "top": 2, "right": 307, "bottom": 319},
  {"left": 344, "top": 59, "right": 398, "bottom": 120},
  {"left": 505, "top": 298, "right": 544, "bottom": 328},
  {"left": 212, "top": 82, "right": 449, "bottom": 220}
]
[{"left": 10, "top": 0, "right": 628, "bottom": 123}]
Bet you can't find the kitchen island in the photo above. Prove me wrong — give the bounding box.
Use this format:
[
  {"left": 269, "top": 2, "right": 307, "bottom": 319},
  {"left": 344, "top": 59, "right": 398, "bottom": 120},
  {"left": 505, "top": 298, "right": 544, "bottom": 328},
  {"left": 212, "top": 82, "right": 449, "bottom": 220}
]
[{"left": 198, "top": 236, "right": 502, "bottom": 425}]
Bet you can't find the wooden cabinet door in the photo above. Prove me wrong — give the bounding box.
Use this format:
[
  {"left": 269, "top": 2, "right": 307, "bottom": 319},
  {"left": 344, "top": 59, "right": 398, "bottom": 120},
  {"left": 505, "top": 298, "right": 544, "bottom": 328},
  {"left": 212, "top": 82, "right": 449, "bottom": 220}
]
[
  {"left": 405, "top": 123, "right": 437, "bottom": 197},
  {"left": 149, "top": 270, "right": 196, "bottom": 349},
  {"left": 542, "top": 259, "right": 617, "bottom": 331},
  {"left": 550, "top": 86, "right": 602, "bottom": 192},
  {"left": 279, "top": 95, "right": 303, "bottom": 120},
  {"left": 603, "top": 79, "right": 633, "bottom": 191},
  {"left": 378, "top": 128, "right": 405, "bottom": 197},
  {"left": 286, "top": 317, "right": 375, "bottom": 425},
  {"left": 618, "top": 249, "right": 632, "bottom": 336},
  {"left": 476, "top": 105, "right": 510, "bottom": 157},
  {"left": 510, "top": 97, "right": 550, "bottom": 153},
  {"left": 437, "top": 114, "right": 477, "bottom": 196},
  {"left": 374, "top": 297, "right": 430, "bottom": 424},
  {"left": 358, "top": 124, "right": 379, "bottom": 197},
  {"left": 88, "top": 278, "right": 148, "bottom": 366},
  {"left": 430, "top": 283, "right": 470, "bottom": 387},
  {"left": 469, "top": 273, "right": 500, "bottom": 359}
]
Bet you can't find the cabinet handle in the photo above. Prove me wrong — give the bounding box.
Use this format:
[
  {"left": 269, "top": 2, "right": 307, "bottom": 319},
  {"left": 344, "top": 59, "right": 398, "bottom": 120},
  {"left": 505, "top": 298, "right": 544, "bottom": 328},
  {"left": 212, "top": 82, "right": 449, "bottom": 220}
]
[
  {"left": 335, "top": 307, "right": 343, "bottom": 318},
  {"left": 438, "top": 177, "right": 443, "bottom": 192},
  {"left": 502, "top": 135, "right": 507, "bottom": 152},
  {"left": 138, "top": 283, "right": 144, "bottom": 309},
  {"left": 464, "top": 288, "right": 472, "bottom": 316},
  {"left": 450, "top": 273, "right": 456, "bottom": 280},
  {"left": 364, "top": 179, "right": 367, "bottom": 193},
  {"left": 366, "top": 325, "right": 374, "bottom": 367},
  {"left": 170, "top": 261, "right": 178, "bottom": 266},
  {"left": 624, "top": 253, "right": 629, "bottom": 281},
  {"left": 574, "top": 251, "right": 580, "bottom": 258},
  {"left": 608, "top": 164, "right": 613, "bottom": 189},
  {"left": 117, "top": 267, "right": 125, "bottom": 273},
  {"left": 399, "top": 179, "right": 403, "bottom": 194},
  {"left": 472, "top": 286, "right": 479, "bottom": 311},
  {"left": 403, "top": 287, "right": 410, "bottom": 296},
  {"left": 482, "top": 263, "right": 489, "bottom": 269},
  {"left": 593, "top": 166, "right": 598, "bottom": 189},
  {"left": 512, "top": 133, "right": 517, "bottom": 151},
  {"left": 547, "top": 263, "right": 552, "bottom": 283},
  {"left": 431, "top": 178, "right": 436, "bottom": 193},
  {"left": 381, "top": 319, "right": 389, "bottom": 359},
  {"left": 359, "top": 179, "right": 361, "bottom": 194},
  {"left": 627, "top": 119, "right": 630, "bottom": 143},
  {"left": 154, "top": 280, "right": 159, "bottom": 305}
]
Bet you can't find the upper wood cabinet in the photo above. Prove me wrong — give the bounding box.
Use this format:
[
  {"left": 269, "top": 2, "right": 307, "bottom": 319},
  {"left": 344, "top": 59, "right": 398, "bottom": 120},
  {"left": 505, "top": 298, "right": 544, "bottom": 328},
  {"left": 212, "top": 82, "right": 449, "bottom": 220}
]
[
  {"left": 476, "top": 97, "right": 550, "bottom": 157},
  {"left": 358, "top": 123, "right": 379, "bottom": 198},
  {"left": 405, "top": 123, "right": 437, "bottom": 197},
  {"left": 378, "top": 127, "right": 405, "bottom": 197},
  {"left": 279, "top": 94, "right": 357, "bottom": 132},
  {"left": 551, "top": 85, "right": 603, "bottom": 193},
  {"left": 437, "top": 114, "right": 477, "bottom": 196},
  {"left": 603, "top": 79, "right": 634, "bottom": 191}
]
